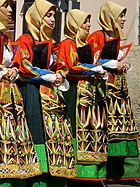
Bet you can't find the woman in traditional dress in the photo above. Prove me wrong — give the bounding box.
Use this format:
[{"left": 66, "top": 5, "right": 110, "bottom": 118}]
[
  {"left": 54, "top": 8, "right": 119, "bottom": 187},
  {"left": 0, "top": 0, "right": 41, "bottom": 186},
  {"left": 12, "top": 0, "right": 78, "bottom": 186},
  {"left": 87, "top": 1, "right": 140, "bottom": 185}
]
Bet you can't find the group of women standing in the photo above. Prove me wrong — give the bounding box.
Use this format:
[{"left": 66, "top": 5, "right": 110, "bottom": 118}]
[{"left": 0, "top": 0, "right": 139, "bottom": 187}]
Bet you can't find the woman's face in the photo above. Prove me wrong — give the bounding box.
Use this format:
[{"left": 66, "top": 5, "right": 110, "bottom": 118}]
[
  {"left": 82, "top": 17, "right": 91, "bottom": 33},
  {"left": 43, "top": 8, "right": 56, "bottom": 29},
  {"left": 116, "top": 11, "right": 126, "bottom": 29},
  {"left": 0, "top": 0, "right": 12, "bottom": 20}
]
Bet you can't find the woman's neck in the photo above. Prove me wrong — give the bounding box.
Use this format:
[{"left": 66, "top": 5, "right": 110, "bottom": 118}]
[
  {"left": 106, "top": 31, "right": 115, "bottom": 38},
  {"left": 106, "top": 30, "right": 119, "bottom": 39}
]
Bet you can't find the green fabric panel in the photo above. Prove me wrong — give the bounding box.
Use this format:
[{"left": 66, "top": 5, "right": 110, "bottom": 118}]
[
  {"left": 63, "top": 82, "right": 77, "bottom": 138},
  {"left": 26, "top": 174, "right": 68, "bottom": 187},
  {"left": 123, "top": 157, "right": 140, "bottom": 178},
  {"left": 12, "top": 180, "right": 26, "bottom": 187},
  {"left": 0, "top": 179, "right": 26, "bottom": 187},
  {"left": 127, "top": 140, "right": 139, "bottom": 156},
  {"left": 77, "top": 163, "right": 106, "bottom": 179},
  {"left": 108, "top": 141, "right": 128, "bottom": 156},
  {"left": 0, "top": 180, "right": 12, "bottom": 187},
  {"left": 0, "top": 183, "right": 12, "bottom": 187},
  {"left": 35, "top": 144, "right": 48, "bottom": 172},
  {"left": 26, "top": 175, "right": 47, "bottom": 187},
  {"left": 18, "top": 83, "right": 45, "bottom": 144},
  {"left": 46, "top": 175, "right": 68, "bottom": 187},
  {"left": 108, "top": 140, "right": 139, "bottom": 157},
  {"left": 98, "top": 163, "right": 107, "bottom": 178},
  {"left": 72, "top": 138, "right": 77, "bottom": 160}
]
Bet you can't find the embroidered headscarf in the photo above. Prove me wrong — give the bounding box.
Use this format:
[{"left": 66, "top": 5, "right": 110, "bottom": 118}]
[
  {"left": 25, "top": 0, "right": 56, "bottom": 41},
  {"left": 64, "top": 9, "right": 91, "bottom": 47},
  {"left": 0, "top": 0, "right": 11, "bottom": 31},
  {"left": 98, "top": 1, "right": 127, "bottom": 40}
]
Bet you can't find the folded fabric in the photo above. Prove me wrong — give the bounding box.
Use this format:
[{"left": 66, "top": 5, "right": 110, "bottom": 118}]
[
  {"left": 99, "top": 59, "right": 118, "bottom": 69},
  {"left": 0, "top": 67, "right": 8, "bottom": 80},
  {"left": 58, "top": 79, "right": 70, "bottom": 91}
]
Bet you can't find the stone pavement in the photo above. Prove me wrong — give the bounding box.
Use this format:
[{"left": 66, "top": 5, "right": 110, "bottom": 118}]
[
  {"left": 108, "top": 180, "right": 140, "bottom": 187},
  {"left": 68, "top": 180, "right": 139, "bottom": 187},
  {"left": 126, "top": 46, "right": 140, "bottom": 130},
  {"left": 107, "top": 183, "right": 138, "bottom": 187},
  {"left": 126, "top": 45, "right": 140, "bottom": 147}
]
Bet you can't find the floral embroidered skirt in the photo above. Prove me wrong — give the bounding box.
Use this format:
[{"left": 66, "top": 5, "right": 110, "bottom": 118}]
[
  {"left": 63, "top": 77, "right": 108, "bottom": 180},
  {"left": 106, "top": 72, "right": 140, "bottom": 180},
  {"left": 0, "top": 79, "right": 41, "bottom": 179},
  {"left": 18, "top": 80, "right": 77, "bottom": 182},
  {"left": 40, "top": 83, "right": 77, "bottom": 179}
]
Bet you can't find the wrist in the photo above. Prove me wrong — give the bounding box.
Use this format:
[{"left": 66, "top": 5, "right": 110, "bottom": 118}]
[{"left": 12, "top": 67, "right": 19, "bottom": 73}]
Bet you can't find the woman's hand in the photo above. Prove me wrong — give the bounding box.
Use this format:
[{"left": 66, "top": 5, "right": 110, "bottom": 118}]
[
  {"left": 54, "top": 74, "right": 63, "bottom": 87},
  {"left": 122, "top": 62, "right": 130, "bottom": 72},
  {"left": 6, "top": 67, "right": 18, "bottom": 81},
  {"left": 117, "top": 62, "right": 130, "bottom": 73}
]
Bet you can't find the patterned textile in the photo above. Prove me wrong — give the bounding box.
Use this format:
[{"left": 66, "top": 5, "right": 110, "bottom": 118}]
[
  {"left": 40, "top": 83, "right": 77, "bottom": 178},
  {"left": 107, "top": 72, "right": 139, "bottom": 141},
  {"left": 76, "top": 77, "right": 108, "bottom": 162},
  {"left": 55, "top": 38, "right": 108, "bottom": 179},
  {"left": 87, "top": 30, "right": 139, "bottom": 142},
  {"left": 0, "top": 79, "right": 41, "bottom": 178}
]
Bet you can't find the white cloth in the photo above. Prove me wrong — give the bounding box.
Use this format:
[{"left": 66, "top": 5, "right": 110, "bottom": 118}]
[
  {"left": 2, "top": 45, "right": 13, "bottom": 67},
  {"left": 58, "top": 79, "right": 70, "bottom": 91},
  {"left": 41, "top": 74, "right": 56, "bottom": 83},
  {"left": 90, "top": 66, "right": 105, "bottom": 74},
  {"left": 102, "top": 60, "right": 118, "bottom": 69},
  {"left": 0, "top": 67, "right": 8, "bottom": 80},
  {"left": 117, "top": 49, "right": 125, "bottom": 61},
  {"left": 41, "top": 73, "right": 70, "bottom": 91}
]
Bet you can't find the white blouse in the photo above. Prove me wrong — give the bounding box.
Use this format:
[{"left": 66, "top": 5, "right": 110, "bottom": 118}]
[
  {"left": 0, "top": 44, "right": 13, "bottom": 80},
  {"left": 2, "top": 44, "right": 13, "bottom": 67}
]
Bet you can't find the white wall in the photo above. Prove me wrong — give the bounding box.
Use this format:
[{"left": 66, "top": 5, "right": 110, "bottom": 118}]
[
  {"left": 15, "top": 0, "right": 24, "bottom": 40},
  {"left": 80, "top": 0, "right": 139, "bottom": 45}
]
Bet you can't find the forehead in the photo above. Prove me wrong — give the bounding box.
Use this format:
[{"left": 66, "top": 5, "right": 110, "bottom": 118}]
[
  {"left": 45, "top": 9, "right": 56, "bottom": 17},
  {"left": 43, "top": 6, "right": 56, "bottom": 17}
]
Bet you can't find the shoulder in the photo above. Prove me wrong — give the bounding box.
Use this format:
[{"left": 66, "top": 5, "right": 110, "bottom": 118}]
[
  {"left": 0, "top": 34, "right": 5, "bottom": 45},
  {"left": 87, "top": 30, "right": 104, "bottom": 43},
  {"left": 17, "top": 34, "right": 34, "bottom": 46},
  {"left": 60, "top": 38, "right": 75, "bottom": 47},
  {"left": 54, "top": 39, "right": 75, "bottom": 52},
  {"left": 0, "top": 34, "right": 9, "bottom": 44}
]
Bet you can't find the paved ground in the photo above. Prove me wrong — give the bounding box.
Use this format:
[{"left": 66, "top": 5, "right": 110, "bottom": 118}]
[
  {"left": 68, "top": 180, "right": 140, "bottom": 187},
  {"left": 126, "top": 46, "right": 140, "bottom": 143},
  {"left": 108, "top": 184, "right": 135, "bottom": 187},
  {"left": 108, "top": 181, "right": 140, "bottom": 187}
]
